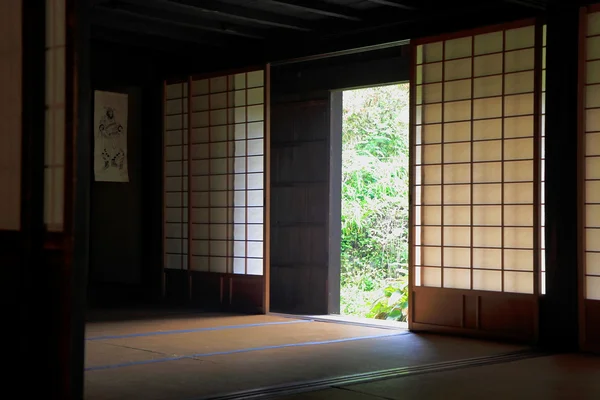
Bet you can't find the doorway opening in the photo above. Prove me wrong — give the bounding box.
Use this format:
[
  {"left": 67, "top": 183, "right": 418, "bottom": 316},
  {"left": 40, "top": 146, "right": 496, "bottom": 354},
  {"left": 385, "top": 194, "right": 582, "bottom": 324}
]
[{"left": 339, "top": 83, "right": 410, "bottom": 325}]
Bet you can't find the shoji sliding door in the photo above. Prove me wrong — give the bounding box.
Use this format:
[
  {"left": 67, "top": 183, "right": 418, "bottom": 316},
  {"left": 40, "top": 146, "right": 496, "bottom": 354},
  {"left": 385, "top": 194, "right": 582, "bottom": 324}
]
[
  {"left": 44, "top": 0, "right": 67, "bottom": 234},
  {"left": 581, "top": 4, "right": 600, "bottom": 353},
  {"left": 410, "top": 20, "right": 544, "bottom": 341},
  {"left": 163, "top": 68, "right": 270, "bottom": 312}
]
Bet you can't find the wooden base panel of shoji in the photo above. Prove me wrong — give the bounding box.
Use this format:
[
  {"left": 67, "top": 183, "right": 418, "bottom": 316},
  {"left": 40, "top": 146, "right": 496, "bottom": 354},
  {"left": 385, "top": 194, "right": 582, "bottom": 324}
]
[
  {"left": 411, "top": 287, "right": 537, "bottom": 342},
  {"left": 163, "top": 269, "right": 264, "bottom": 312}
]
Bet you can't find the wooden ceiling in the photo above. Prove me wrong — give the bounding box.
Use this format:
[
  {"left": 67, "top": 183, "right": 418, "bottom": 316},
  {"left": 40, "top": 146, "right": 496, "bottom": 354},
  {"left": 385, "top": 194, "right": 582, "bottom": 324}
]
[{"left": 91, "top": 0, "right": 551, "bottom": 63}]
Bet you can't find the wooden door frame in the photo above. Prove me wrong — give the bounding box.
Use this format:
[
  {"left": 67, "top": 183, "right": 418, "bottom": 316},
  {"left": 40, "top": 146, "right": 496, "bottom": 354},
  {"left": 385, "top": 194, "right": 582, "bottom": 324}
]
[{"left": 328, "top": 90, "right": 343, "bottom": 315}]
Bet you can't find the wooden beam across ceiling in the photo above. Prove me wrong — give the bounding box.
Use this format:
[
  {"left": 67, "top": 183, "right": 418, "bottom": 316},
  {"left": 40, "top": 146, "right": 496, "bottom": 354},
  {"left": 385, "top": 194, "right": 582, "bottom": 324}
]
[
  {"left": 261, "top": 0, "right": 362, "bottom": 21},
  {"left": 503, "top": 0, "right": 546, "bottom": 9},
  {"left": 107, "top": 0, "right": 266, "bottom": 39},
  {"left": 366, "top": 0, "right": 417, "bottom": 10},
  {"left": 265, "top": 2, "right": 541, "bottom": 63},
  {"left": 166, "top": 0, "right": 313, "bottom": 31},
  {"left": 90, "top": 7, "right": 231, "bottom": 46}
]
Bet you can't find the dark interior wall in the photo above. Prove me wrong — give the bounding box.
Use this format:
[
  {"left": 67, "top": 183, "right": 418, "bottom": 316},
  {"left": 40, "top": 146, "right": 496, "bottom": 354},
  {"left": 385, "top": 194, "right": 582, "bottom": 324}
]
[
  {"left": 269, "top": 47, "right": 410, "bottom": 314},
  {"left": 89, "top": 86, "right": 143, "bottom": 286},
  {"left": 88, "top": 41, "right": 164, "bottom": 307}
]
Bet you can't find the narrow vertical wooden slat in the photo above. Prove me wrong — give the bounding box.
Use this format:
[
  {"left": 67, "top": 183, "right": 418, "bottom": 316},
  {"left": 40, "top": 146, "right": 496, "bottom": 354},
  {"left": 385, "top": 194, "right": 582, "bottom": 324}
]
[
  {"left": 187, "top": 76, "right": 193, "bottom": 299},
  {"left": 440, "top": 41, "right": 446, "bottom": 289},
  {"left": 161, "top": 80, "right": 167, "bottom": 297},
  {"left": 226, "top": 75, "right": 232, "bottom": 274},
  {"left": 208, "top": 78, "right": 212, "bottom": 273},
  {"left": 419, "top": 83, "right": 425, "bottom": 288},
  {"left": 245, "top": 72, "right": 249, "bottom": 275},
  {"left": 501, "top": 30, "right": 506, "bottom": 293},
  {"left": 533, "top": 22, "right": 543, "bottom": 300},
  {"left": 263, "top": 64, "right": 271, "bottom": 313},
  {"left": 470, "top": 35, "right": 475, "bottom": 293},
  {"left": 578, "top": 5, "right": 589, "bottom": 350},
  {"left": 531, "top": 21, "right": 544, "bottom": 341},
  {"left": 408, "top": 43, "right": 417, "bottom": 327},
  {"left": 180, "top": 84, "right": 185, "bottom": 273}
]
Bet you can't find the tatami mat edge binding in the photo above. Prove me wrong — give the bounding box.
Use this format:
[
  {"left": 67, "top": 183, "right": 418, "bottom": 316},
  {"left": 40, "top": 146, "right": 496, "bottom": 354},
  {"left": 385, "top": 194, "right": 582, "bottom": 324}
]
[{"left": 191, "top": 349, "right": 548, "bottom": 400}]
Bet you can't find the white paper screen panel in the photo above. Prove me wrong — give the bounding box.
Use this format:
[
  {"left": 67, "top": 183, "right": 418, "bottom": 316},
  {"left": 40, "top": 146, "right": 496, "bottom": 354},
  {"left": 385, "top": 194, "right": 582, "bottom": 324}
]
[
  {"left": 163, "top": 70, "right": 265, "bottom": 276},
  {"left": 44, "top": 0, "right": 66, "bottom": 232},
  {"left": 164, "top": 82, "right": 189, "bottom": 270},
  {"left": 414, "top": 24, "right": 542, "bottom": 294},
  {"left": 585, "top": 12, "right": 600, "bottom": 300}
]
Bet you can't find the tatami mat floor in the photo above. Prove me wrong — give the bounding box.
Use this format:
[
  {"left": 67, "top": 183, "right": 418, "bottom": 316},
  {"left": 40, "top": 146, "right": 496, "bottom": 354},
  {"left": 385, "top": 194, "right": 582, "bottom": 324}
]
[
  {"left": 277, "top": 353, "right": 600, "bottom": 400},
  {"left": 84, "top": 310, "right": 531, "bottom": 400}
]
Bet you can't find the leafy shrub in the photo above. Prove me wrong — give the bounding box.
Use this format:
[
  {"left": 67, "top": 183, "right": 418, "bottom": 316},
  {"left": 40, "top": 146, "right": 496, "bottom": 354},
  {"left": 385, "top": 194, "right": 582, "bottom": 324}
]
[{"left": 340, "top": 84, "right": 410, "bottom": 322}]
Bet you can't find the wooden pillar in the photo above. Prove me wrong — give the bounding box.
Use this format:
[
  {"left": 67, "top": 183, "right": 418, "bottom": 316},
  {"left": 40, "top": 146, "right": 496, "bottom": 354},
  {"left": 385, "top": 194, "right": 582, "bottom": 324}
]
[
  {"left": 15, "top": 0, "right": 46, "bottom": 396},
  {"left": 68, "top": 0, "right": 92, "bottom": 397},
  {"left": 540, "top": 1, "right": 581, "bottom": 351},
  {"left": 328, "top": 91, "right": 342, "bottom": 315}
]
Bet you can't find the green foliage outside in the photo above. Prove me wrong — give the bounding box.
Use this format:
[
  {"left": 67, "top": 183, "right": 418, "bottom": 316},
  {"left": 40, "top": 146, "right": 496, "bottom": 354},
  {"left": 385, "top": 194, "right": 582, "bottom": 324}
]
[{"left": 340, "top": 84, "right": 410, "bottom": 322}]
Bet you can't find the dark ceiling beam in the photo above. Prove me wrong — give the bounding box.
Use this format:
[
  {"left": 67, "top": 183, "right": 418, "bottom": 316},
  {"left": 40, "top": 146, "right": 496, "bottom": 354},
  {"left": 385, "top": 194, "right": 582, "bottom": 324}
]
[
  {"left": 90, "top": 7, "right": 230, "bottom": 47},
  {"left": 91, "top": 27, "right": 189, "bottom": 55},
  {"left": 261, "top": 0, "right": 362, "bottom": 21},
  {"left": 502, "top": 0, "right": 546, "bottom": 9},
  {"left": 168, "top": 0, "right": 312, "bottom": 31},
  {"left": 366, "top": 0, "right": 417, "bottom": 10},
  {"left": 107, "top": 0, "right": 265, "bottom": 39},
  {"left": 266, "top": 3, "right": 539, "bottom": 63}
]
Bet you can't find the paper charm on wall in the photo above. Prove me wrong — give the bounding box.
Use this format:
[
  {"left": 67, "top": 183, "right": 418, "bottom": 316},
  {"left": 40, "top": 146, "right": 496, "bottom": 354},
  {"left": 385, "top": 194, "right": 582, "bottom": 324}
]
[{"left": 94, "top": 90, "right": 129, "bottom": 182}]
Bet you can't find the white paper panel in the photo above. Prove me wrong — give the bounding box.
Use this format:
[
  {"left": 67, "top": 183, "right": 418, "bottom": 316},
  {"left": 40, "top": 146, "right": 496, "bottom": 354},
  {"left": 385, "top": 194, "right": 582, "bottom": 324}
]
[
  {"left": 586, "top": 252, "right": 600, "bottom": 276},
  {"left": 472, "top": 227, "right": 502, "bottom": 247},
  {"left": 422, "top": 247, "right": 442, "bottom": 266},
  {"left": 505, "top": 49, "right": 535, "bottom": 73},
  {"left": 191, "top": 256, "right": 209, "bottom": 272},
  {"left": 246, "top": 258, "right": 263, "bottom": 275},
  {"left": 422, "top": 267, "right": 442, "bottom": 287},
  {"left": 473, "top": 269, "right": 502, "bottom": 291},
  {"left": 247, "top": 241, "right": 263, "bottom": 258},
  {"left": 504, "top": 249, "right": 534, "bottom": 271},
  {"left": 443, "top": 247, "right": 471, "bottom": 267},
  {"left": 473, "top": 248, "right": 502, "bottom": 269},
  {"left": 504, "top": 271, "right": 533, "bottom": 294},
  {"left": 444, "top": 121, "right": 471, "bottom": 142},
  {"left": 443, "top": 268, "right": 471, "bottom": 289},
  {"left": 474, "top": 75, "right": 502, "bottom": 98},
  {"left": 589, "top": 12, "right": 600, "bottom": 36},
  {"left": 474, "top": 53, "right": 503, "bottom": 77},
  {"left": 233, "top": 258, "right": 245, "bottom": 274},
  {"left": 586, "top": 276, "right": 600, "bottom": 300},
  {"left": 473, "top": 205, "right": 502, "bottom": 226},
  {"left": 443, "top": 206, "right": 471, "bottom": 225},
  {"left": 504, "top": 227, "right": 534, "bottom": 249},
  {"left": 505, "top": 26, "right": 535, "bottom": 51},
  {"left": 474, "top": 31, "right": 503, "bottom": 55},
  {"left": 473, "top": 118, "right": 502, "bottom": 140},
  {"left": 445, "top": 58, "right": 472, "bottom": 81},
  {"left": 587, "top": 36, "right": 600, "bottom": 61}
]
